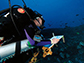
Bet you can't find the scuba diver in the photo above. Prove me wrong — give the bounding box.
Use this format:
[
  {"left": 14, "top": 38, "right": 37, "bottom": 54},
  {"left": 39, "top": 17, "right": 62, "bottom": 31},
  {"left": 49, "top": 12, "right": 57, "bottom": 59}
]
[
  {"left": 0, "top": 0, "right": 61, "bottom": 63},
  {"left": 0, "top": 6, "right": 59, "bottom": 46},
  {"left": 0, "top": 6, "right": 59, "bottom": 63}
]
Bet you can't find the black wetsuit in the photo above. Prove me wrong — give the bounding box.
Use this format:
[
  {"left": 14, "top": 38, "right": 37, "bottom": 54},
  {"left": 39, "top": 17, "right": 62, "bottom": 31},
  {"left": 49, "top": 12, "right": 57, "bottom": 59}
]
[{"left": 0, "top": 7, "right": 39, "bottom": 42}]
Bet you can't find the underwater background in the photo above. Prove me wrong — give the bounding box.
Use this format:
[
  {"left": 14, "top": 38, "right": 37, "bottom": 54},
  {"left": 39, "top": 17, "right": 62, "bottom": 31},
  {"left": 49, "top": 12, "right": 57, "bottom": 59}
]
[
  {"left": 0, "top": 0, "right": 84, "bottom": 63},
  {"left": 0, "top": 0, "right": 84, "bottom": 28}
]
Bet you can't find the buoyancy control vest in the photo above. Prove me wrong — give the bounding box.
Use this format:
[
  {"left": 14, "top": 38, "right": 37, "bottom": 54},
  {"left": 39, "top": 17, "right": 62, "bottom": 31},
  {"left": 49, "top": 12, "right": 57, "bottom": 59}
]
[{"left": 0, "top": 6, "right": 45, "bottom": 41}]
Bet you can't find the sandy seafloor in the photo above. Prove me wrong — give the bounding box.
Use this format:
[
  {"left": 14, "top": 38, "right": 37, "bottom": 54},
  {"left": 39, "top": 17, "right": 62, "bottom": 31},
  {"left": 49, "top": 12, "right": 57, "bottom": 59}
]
[{"left": 34, "top": 24, "right": 84, "bottom": 63}]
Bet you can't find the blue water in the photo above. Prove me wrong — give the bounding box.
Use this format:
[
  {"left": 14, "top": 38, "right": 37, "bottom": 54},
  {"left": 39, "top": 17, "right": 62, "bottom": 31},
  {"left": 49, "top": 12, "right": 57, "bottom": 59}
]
[{"left": 0, "top": 0, "right": 84, "bottom": 28}]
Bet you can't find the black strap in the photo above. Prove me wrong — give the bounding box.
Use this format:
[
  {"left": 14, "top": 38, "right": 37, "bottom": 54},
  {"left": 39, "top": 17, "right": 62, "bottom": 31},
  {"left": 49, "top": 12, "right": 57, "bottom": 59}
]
[{"left": 15, "top": 41, "right": 21, "bottom": 56}]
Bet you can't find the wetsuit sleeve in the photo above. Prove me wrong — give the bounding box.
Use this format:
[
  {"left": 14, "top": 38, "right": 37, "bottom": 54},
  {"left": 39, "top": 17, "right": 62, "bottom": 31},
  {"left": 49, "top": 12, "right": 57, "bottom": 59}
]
[
  {"left": 36, "top": 40, "right": 51, "bottom": 46},
  {"left": 24, "top": 29, "right": 35, "bottom": 45},
  {"left": 24, "top": 29, "right": 51, "bottom": 46}
]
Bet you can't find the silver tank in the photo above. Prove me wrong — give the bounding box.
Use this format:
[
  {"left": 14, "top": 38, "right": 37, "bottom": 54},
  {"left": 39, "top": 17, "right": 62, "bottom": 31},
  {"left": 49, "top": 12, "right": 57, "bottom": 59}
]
[{"left": 0, "top": 39, "right": 34, "bottom": 62}]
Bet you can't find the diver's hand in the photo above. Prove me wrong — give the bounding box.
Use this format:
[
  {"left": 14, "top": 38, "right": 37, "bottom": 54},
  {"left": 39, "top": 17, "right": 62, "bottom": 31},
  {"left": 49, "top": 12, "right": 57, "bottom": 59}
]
[
  {"left": 33, "top": 35, "right": 42, "bottom": 42},
  {"left": 51, "top": 38, "right": 60, "bottom": 44}
]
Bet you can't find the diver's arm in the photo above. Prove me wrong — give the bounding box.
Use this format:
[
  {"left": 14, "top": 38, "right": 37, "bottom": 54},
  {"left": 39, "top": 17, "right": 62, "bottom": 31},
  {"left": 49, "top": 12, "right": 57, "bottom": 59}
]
[
  {"left": 24, "top": 29, "right": 51, "bottom": 46},
  {"left": 24, "top": 29, "right": 60, "bottom": 46},
  {"left": 36, "top": 40, "right": 51, "bottom": 46},
  {"left": 36, "top": 37, "right": 60, "bottom": 46},
  {"left": 33, "top": 34, "right": 60, "bottom": 46}
]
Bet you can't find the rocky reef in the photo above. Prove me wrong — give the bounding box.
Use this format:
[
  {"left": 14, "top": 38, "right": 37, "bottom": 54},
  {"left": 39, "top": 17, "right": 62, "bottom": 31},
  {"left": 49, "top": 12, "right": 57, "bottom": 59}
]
[{"left": 36, "top": 24, "right": 84, "bottom": 63}]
